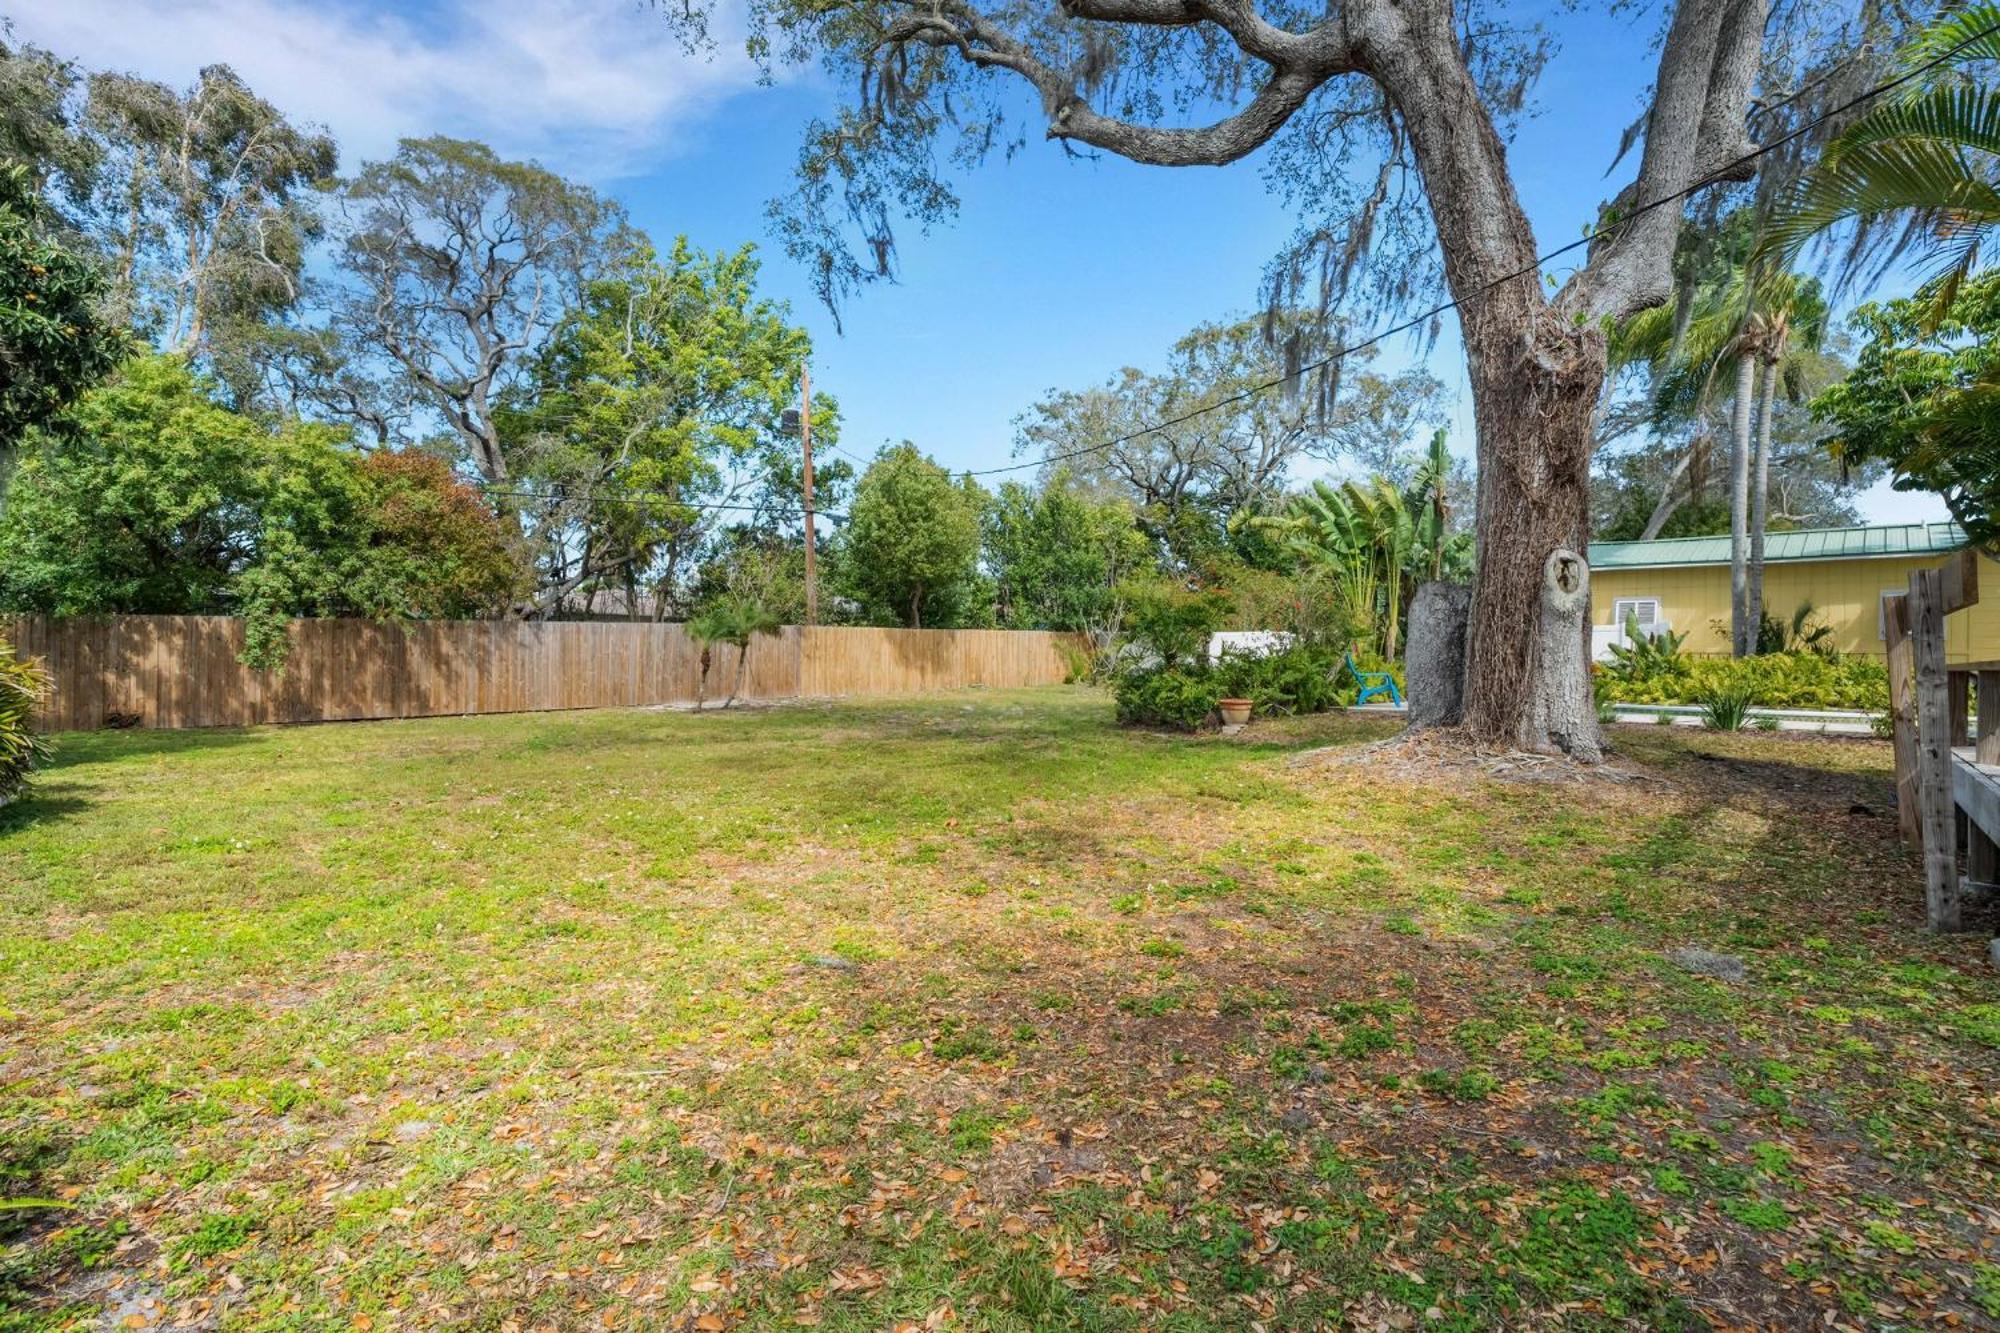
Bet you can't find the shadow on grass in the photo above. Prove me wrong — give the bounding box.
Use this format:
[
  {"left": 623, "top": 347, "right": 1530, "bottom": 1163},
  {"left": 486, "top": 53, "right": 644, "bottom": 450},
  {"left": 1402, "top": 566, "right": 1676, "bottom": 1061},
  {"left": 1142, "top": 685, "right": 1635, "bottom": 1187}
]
[
  {"left": 0, "top": 792, "right": 93, "bottom": 836},
  {"left": 43, "top": 725, "right": 266, "bottom": 765}
]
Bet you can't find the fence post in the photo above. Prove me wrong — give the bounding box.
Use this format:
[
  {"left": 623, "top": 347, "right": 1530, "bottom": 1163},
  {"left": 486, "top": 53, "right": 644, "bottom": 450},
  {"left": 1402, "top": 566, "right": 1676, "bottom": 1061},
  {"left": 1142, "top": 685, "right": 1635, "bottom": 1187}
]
[
  {"left": 1973, "top": 672, "right": 2000, "bottom": 887},
  {"left": 1883, "top": 593, "right": 1920, "bottom": 847},
  {"left": 1910, "top": 569, "right": 1961, "bottom": 932}
]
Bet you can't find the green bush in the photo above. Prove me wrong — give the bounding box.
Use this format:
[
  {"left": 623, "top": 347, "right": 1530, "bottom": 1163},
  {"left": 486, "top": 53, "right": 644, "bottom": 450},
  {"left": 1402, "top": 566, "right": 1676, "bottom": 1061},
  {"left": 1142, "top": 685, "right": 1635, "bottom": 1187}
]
[
  {"left": 1121, "top": 580, "right": 1234, "bottom": 668},
  {"left": 1114, "top": 663, "right": 1226, "bottom": 730},
  {"left": 1597, "top": 650, "right": 1888, "bottom": 712},
  {"left": 1216, "top": 644, "right": 1356, "bottom": 716},
  {"left": 0, "top": 639, "right": 52, "bottom": 807},
  {"left": 1114, "top": 645, "right": 1357, "bottom": 731}
]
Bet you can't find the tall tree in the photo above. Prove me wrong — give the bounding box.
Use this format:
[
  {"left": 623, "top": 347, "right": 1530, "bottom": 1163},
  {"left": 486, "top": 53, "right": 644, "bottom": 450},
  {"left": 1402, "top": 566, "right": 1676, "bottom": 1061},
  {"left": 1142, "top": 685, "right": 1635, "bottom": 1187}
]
[
  {"left": 841, "top": 443, "right": 987, "bottom": 627},
  {"left": 499, "top": 238, "right": 835, "bottom": 617},
  {"left": 83, "top": 65, "right": 335, "bottom": 352},
  {"left": 332, "top": 136, "right": 628, "bottom": 485},
  {"left": 1743, "top": 271, "right": 1828, "bottom": 637},
  {"left": 0, "top": 26, "right": 94, "bottom": 209},
  {"left": 1610, "top": 251, "right": 1824, "bottom": 655},
  {"left": 690, "top": 0, "right": 1835, "bottom": 757},
  {"left": 984, "top": 469, "right": 1149, "bottom": 633}
]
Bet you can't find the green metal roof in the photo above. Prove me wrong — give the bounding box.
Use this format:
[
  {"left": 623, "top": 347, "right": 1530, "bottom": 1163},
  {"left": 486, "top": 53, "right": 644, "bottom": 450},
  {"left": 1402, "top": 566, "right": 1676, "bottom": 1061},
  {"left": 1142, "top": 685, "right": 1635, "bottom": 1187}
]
[{"left": 1590, "top": 522, "right": 1967, "bottom": 570}]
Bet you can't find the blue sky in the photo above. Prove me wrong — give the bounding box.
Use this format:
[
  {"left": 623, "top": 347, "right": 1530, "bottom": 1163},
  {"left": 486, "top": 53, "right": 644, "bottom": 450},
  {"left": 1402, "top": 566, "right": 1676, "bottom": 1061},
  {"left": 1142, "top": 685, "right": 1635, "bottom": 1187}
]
[{"left": 10, "top": 0, "right": 1945, "bottom": 522}]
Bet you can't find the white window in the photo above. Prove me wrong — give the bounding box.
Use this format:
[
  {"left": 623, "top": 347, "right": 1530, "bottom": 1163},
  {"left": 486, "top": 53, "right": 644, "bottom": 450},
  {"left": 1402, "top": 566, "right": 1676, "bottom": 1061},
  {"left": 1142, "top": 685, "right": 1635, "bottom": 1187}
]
[
  {"left": 1612, "top": 598, "right": 1662, "bottom": 634},
  {"left": 1879, "top": 589, "right": 1905, "bottom": 640}
]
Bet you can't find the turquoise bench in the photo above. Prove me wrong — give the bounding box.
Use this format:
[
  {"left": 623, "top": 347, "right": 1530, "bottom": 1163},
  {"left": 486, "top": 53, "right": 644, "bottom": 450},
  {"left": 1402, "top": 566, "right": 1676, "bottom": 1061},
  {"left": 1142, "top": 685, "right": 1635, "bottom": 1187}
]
[{"left": 1344, "top": 653, "right": 1403, "bottom": 706}]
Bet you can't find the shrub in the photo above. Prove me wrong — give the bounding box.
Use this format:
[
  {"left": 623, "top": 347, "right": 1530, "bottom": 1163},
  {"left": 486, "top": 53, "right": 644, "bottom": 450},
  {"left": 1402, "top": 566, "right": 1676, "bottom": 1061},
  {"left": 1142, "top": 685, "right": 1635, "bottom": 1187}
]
[
  {"left": 0, "top": 639, "right": 52, "bottom": 807},
  {"left": 1120, "top": 580, "right": 1234, "bottom": 668},
  {"left": 1114, "top": 664, "right": 1225, "bottom": 730},
  {"left": 1698, "top": 683, "right": 1755, "bottom": 731},
  {"left": 1113, "top": 644, "right": 1355, "bottom": 731},
  {"left": 1597, "top": 651, "right": 1888, "bottom": 712},
  {"left": 1215, "top": 644, "right": 1356, "bottom": 716},
  {"left": 1603, "top": 620, "right": 1689, "bottom": 678}
]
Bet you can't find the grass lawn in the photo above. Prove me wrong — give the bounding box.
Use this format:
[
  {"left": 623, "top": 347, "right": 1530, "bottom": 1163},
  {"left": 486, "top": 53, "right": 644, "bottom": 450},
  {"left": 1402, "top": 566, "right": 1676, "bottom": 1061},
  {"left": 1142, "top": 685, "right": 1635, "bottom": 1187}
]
[{"left": 3, "top": 689, "right": 1999, "bottom": 1330}]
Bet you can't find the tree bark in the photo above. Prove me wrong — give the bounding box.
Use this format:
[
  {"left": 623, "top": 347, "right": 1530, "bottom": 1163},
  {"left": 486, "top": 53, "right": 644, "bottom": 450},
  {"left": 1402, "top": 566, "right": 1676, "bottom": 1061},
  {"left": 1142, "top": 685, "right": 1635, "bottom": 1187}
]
[
  {"left": 1749, "top": 354, "right": 1778, "bottom": 645},
  {"left": 1526, "top": 548, "right": 1598, "bottom": 760},
  {"left": 1727, "top": 353, "right": 1756, "bottom": 657},
  {"left": 726, "top": 641, "right": 749, "bottom": 707},
  {"left": 1457, "top": 305, "right": 1607, "bottom": 758},
  {"left": 1353, "top": 4, "right": 1607, "bottom": 757},
  {"left": 1405, "top": 581, "right": 1471, "bottom": 728}
]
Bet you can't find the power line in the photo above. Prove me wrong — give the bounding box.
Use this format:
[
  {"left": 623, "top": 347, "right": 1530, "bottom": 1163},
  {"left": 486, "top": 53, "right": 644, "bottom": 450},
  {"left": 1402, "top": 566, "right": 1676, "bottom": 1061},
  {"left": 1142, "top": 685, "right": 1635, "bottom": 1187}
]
[
  {"left": 481, "top": 488, "right": 849, "bottom": 524},
  {"left": 964, "top": 18, "right": 1996, "bottom": 482}
]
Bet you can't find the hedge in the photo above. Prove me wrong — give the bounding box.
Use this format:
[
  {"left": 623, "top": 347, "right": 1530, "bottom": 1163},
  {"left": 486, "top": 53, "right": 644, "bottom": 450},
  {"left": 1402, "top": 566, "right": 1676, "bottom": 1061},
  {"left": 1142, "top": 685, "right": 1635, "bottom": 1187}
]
[{"left": 1597, "top": 651, "right": 1888, "bottom": 712}]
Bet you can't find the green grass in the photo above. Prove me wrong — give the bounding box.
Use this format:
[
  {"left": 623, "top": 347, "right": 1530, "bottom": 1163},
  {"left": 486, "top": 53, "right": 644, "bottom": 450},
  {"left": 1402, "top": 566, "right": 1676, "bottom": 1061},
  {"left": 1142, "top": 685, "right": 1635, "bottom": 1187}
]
[{"left": 1, "top": 690, "right": 1997, "bottom": 1329}]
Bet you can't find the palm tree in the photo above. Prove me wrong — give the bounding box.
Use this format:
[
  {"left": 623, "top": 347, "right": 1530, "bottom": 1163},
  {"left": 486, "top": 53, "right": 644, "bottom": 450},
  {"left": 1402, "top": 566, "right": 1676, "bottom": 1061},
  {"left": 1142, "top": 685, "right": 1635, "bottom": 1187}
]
[
  {"left": 1743, "top": 273, "right": 1828, "bottom": 638},
  {"left": 689, "top": 595, "right": 784, "bottom": 710},
  {"left": 1759, "top": 3, "right": 2000, "bottom": 324},
  {"left": 1407, "top": 428, "right": 1457, "bottom": 581},
  {"left": 1612, "top": 261, "right": 1825, "bottom": 654},
  {"left": 1612, "top": 269, "right": 1761, "bottom": 654}
]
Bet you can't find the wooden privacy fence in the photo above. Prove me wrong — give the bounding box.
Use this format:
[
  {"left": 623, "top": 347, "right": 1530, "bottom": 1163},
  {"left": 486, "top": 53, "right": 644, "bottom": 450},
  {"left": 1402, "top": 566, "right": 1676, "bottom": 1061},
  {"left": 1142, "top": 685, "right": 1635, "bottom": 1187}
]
[{"left": 1, "top": 616, "right": 1079, "bottom": 732}]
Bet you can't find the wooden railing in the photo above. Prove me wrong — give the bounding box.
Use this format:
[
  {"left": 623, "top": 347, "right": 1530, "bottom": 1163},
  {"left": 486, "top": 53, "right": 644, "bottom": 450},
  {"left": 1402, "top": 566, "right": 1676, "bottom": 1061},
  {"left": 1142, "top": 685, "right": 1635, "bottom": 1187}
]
[{"left": 1881, "top": 548, "right": 1982, "bottom": 931}]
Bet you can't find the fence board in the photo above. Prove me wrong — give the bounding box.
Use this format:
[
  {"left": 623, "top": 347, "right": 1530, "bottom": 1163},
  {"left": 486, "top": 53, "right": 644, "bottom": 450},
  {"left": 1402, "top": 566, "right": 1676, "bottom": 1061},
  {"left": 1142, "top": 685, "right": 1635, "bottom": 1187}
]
[{"left": 2, "top": 615, "right": 1078, "bottom": 730}]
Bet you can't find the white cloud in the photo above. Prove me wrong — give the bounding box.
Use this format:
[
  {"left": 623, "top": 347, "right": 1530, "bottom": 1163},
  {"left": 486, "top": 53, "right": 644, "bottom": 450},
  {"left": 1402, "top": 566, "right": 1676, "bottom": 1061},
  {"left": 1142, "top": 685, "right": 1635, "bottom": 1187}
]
[{"left": 9, "top": 0, "right": 763, "bottom": 179}]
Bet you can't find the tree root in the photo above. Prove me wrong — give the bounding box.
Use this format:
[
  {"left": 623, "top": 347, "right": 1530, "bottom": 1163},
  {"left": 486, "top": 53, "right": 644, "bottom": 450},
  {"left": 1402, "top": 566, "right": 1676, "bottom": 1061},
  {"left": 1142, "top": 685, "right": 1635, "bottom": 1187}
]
[{"left": 1289, "top": 725, "right": 1663, "bottom": 787}]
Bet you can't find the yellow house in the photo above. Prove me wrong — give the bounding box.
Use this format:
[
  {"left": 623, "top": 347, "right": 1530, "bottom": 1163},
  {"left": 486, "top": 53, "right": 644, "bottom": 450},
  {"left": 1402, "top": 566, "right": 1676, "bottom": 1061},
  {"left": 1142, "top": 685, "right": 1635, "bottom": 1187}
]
[{"left": 1589, "top": 522, "right": 2000, "bottom": 663}]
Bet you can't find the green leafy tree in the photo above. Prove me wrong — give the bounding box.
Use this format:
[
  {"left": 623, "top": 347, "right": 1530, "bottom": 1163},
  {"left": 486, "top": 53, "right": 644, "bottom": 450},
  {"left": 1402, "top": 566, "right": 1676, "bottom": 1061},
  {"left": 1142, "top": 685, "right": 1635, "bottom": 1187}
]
[
  {"left": 0, "top": 355, "right": 521, "bottom": 665},
  {"left": 984, "top": 470, "right": 1148, "bottom": 634},
  {"left": 0, "top": 163, "right": 126, "bottom": 483},
  {"left": 500, "top": 238, "right": 837, "bottom": 617},
  {"left": 840, "top": 443, "right": 987, "bottom": 628},
  {"left": 0, "top": 27, "right": 95, "bottom": 208},
  {"left": 332, "top": 136, "right": 628, "bottom": 486},
  {"left": 1813, "top": 270, "right": 2000, "bottom": 543}
]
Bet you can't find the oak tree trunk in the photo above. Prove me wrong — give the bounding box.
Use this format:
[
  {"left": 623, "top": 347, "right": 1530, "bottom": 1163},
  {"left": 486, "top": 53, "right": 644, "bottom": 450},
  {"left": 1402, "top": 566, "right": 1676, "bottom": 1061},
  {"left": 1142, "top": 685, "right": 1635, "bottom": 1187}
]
[{"left": 1458, "top": 304, "right": 1607, "bottom": 760}]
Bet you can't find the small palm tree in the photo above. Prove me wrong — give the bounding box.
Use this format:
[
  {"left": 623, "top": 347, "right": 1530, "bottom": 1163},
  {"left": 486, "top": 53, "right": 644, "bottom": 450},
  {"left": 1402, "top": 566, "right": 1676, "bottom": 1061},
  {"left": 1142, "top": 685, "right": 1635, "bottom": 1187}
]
[
  {"left": 689, "top": 596, "right": 784, "bottom": 710},
  {"left": 1759, "top": 4, "right": 2000, "bottom": 323}
]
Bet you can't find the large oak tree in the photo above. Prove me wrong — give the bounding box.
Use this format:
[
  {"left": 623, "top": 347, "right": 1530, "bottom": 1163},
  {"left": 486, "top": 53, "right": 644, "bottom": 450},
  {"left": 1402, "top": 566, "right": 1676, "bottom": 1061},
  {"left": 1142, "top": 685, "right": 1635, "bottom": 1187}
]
[{"left": 656, "top": 0, "right": 1911, "bottom": 756}]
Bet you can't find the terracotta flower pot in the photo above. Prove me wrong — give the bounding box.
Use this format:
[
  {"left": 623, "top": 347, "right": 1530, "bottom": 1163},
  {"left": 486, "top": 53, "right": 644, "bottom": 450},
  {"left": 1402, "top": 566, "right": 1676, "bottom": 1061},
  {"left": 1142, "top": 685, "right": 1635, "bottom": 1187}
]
[{"left": 1217, "top": 698, "right": 1253, "bottom": 728}]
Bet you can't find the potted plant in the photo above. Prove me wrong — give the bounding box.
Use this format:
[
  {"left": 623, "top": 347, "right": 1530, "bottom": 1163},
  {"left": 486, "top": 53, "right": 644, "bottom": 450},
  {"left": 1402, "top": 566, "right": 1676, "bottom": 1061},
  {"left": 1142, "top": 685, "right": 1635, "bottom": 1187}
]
[{"left": 1217, "top": 697, "right": 1253, "bottom": 729}]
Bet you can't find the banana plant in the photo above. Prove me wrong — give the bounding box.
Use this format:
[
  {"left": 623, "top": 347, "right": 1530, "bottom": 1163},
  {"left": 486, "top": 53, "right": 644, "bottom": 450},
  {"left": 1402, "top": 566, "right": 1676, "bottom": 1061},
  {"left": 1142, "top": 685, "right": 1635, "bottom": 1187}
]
[{"left": 1257, "top": 467, "right": 1453, "bottom": 659}]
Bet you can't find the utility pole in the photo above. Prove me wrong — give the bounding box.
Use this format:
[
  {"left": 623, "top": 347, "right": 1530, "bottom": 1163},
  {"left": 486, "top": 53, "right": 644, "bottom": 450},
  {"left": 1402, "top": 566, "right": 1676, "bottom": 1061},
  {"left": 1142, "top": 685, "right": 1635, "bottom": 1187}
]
[{"left": 800, "top": 366, "right": 818, "bottom": 626}]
